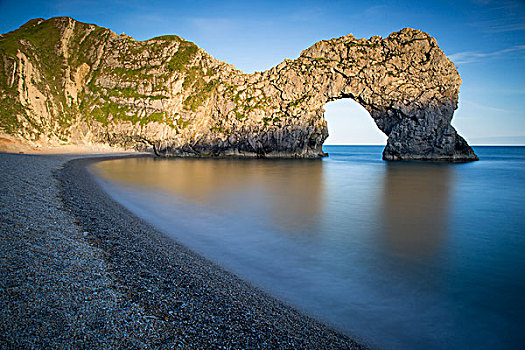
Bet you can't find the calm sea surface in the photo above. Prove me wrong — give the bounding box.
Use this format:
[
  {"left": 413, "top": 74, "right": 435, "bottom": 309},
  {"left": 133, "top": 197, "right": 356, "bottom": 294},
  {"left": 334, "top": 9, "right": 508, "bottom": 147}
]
[{"left": 91, "top": 146, "right": 525, "bottom": 349}]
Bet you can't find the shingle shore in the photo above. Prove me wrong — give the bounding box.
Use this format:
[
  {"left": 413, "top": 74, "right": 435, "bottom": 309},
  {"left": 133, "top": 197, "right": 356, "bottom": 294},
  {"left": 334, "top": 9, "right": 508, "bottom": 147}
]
[{"left": 0, "top": 153, "right": 367, "bottom": 349}]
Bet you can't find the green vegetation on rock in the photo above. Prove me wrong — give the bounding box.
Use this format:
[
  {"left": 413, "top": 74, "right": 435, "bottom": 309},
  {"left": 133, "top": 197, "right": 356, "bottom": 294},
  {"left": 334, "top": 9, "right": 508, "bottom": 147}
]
[
  {"left": 0, "top": 17, "right": 477, "bottom": 161},
  {"left": 168, "top": 41, "right": 198, "bottom": 71}
]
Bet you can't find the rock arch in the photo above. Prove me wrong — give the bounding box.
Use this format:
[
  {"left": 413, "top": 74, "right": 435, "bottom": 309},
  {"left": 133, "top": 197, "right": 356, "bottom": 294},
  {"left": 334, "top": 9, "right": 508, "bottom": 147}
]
[
  {"left": 166, "top": 28, "right": 478, "bottom": 160},
  {"left": 0, "top": 18, "right": 478, "bottom": 161}
]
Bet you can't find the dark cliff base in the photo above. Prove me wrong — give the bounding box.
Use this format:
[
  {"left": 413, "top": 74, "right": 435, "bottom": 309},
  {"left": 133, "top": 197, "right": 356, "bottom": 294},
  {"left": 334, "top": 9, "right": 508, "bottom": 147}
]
[{"left": 54, "top": 156, "right": 366, "bottom": 348}]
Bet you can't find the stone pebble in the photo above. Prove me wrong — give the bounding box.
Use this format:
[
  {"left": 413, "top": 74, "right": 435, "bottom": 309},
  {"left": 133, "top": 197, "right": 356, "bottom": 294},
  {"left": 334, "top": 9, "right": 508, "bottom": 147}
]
[{"left": 0, "top": 153, "right": 368, "bottom": 349}]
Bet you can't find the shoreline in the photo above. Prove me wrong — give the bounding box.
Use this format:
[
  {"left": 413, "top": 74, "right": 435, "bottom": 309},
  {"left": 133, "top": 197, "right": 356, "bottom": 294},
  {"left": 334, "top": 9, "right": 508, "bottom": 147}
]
[{"left": 1, "top": 152, "right": 367, "bottom": 349}]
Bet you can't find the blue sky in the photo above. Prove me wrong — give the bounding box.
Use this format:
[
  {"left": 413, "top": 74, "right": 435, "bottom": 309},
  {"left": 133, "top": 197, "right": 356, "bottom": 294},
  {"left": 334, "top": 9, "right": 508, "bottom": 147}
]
[{"left": 1, "top": 0, "right": 524, "bottom": 144}]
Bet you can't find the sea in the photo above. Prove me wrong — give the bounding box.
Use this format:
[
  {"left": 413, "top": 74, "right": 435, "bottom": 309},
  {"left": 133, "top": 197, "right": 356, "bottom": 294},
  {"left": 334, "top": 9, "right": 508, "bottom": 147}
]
[{"left": 90, "top": 145, "right": 525, "bottom": 349}]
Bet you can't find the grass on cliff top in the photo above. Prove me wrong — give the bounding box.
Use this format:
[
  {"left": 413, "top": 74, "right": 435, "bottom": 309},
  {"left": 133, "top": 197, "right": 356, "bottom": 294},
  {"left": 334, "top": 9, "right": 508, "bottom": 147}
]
[
  {"left": 148, "top": 34, "right": 185, "bottom": 42},
  {"left": 168, "top": 41, "right": 198, "bottom": 71},
  {"left": 68, "top": 25, "right": 109, "bottom": 67},
  {"left": 0, "top": 18, "right": 61, "bottom": 58}
]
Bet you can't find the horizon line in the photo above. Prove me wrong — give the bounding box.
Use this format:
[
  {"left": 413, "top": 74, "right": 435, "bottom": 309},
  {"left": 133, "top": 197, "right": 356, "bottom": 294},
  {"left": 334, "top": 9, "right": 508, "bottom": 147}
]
[{"left": 323, "top": 143, "right": 525, "bottom": 146}]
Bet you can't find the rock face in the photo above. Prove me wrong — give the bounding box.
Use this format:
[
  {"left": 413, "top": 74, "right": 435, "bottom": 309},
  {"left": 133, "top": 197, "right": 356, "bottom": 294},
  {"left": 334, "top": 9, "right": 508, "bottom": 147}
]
[{"left": 0, "top": 17, "right": 478, "bottom": 161}]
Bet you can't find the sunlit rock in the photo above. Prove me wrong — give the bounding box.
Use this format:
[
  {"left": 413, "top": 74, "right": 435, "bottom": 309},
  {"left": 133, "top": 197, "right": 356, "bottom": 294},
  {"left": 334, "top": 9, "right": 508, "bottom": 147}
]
[{"left": 0, "top": 17, "right": 478, "bottom": 161}]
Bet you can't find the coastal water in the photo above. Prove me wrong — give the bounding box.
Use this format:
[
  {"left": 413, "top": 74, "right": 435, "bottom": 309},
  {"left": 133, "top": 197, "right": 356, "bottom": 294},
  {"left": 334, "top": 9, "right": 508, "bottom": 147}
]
[{"left": 90, "top": 146, "right": 525, "bottom": 349}]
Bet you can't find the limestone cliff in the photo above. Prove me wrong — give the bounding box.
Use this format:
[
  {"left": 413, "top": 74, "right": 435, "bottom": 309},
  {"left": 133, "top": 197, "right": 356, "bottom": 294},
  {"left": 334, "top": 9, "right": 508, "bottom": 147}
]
[{"left": 0, "top": 17, "right": 478, "bottom": 160}]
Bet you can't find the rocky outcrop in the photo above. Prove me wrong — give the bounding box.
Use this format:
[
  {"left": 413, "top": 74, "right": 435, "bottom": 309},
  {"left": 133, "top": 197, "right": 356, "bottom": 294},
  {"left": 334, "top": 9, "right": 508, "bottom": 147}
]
[{"left": 0, "top": 17, "right": 478, "bottom": 161}]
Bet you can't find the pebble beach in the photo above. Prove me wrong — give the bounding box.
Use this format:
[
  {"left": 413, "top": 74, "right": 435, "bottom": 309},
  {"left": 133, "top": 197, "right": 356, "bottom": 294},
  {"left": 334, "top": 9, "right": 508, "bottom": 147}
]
[{"left": 0, "top": 153, "right": 366, "bottom": 349}]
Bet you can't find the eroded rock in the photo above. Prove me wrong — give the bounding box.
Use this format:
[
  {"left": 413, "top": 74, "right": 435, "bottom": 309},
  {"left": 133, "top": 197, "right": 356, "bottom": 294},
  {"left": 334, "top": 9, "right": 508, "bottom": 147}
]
[{"left": 0, "top": 17, "right": 478, "bottom": 161}]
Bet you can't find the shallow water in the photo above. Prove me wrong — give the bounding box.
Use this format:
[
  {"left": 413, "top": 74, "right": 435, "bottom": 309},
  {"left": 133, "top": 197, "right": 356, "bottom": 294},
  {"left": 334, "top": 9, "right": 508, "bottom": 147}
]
[{"left": 91, "top": 146, "right": 525, "bottom": 349}]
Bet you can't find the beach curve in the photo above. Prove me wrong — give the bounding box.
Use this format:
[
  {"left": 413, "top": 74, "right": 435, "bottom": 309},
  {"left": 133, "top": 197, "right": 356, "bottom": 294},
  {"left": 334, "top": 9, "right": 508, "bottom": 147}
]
[{"left": 0, "top": 152, "right": 367, "bottom": 349}]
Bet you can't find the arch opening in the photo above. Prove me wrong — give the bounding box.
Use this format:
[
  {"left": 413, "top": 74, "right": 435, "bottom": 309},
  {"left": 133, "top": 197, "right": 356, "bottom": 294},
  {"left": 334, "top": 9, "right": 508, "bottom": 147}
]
[{"left": 323, "top": 99, "right": 387, "bottom": 146}]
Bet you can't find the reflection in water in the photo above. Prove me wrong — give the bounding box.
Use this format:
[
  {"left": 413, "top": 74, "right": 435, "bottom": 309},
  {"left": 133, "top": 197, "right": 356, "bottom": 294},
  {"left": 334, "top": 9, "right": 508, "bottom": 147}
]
[
  {"left": 92, "top": 157, "right": 324, "bottom": 231},
  {"left": 381, "top": 163, "right": 452, "bottom": 260},
  {"left": 89, "top": 146, "right": 525, "bottom": 350}
]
